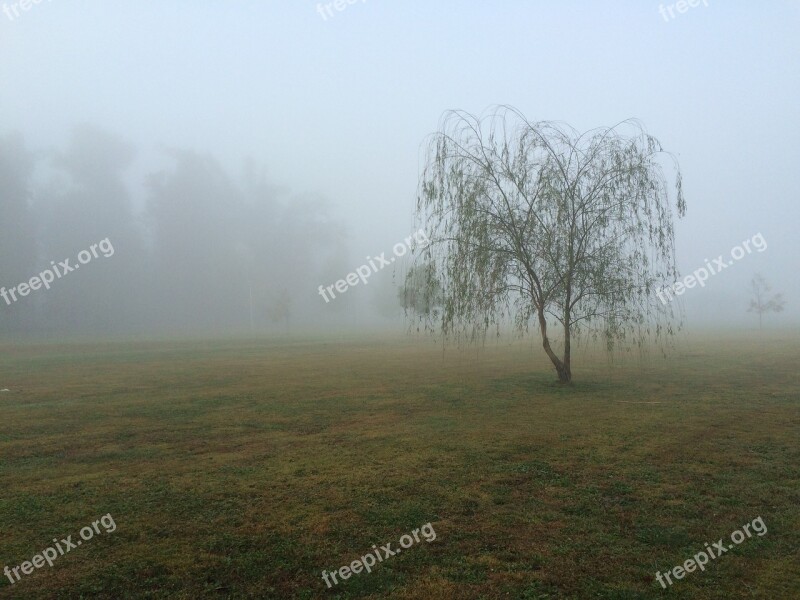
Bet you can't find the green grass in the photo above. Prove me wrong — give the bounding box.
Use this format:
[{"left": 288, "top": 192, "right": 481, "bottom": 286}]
[{"left": 0, "top": 332, "right": 798, "bottom": 598}]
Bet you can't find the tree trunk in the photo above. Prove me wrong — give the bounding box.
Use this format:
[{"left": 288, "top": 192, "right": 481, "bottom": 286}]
[
  {"left": 562, "top": 318, "right": 572, "bottom": 383},
  {"left": 537, "top": 307, "right": 571, "bottom": 383}
]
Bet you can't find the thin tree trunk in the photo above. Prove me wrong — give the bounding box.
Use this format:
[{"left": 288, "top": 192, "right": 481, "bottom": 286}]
[
  {"left": 563, "top": 318, "right": 572, "bottom": 383},
  {"left": 537, "top": 306, "right": 570, "bottom": 383}
]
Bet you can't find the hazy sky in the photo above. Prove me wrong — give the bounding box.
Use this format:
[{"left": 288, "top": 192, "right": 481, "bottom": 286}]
[{"left": 2, "top": 1, "right": 798, "bottom": 327}]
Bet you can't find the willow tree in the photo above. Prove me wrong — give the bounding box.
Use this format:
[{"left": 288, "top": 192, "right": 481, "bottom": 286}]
[{"left": 412, "top": 106, "right": 686, "bottom": 383}]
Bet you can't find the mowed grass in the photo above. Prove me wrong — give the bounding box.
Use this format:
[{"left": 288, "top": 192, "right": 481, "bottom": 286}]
[{"left": 0, "top": 332, "right": 798, "bottom": 599}]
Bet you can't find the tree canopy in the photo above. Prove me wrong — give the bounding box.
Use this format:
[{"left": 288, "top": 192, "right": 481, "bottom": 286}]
[{"left": 413, "top": 106, "right": 686, "bottom": 383}]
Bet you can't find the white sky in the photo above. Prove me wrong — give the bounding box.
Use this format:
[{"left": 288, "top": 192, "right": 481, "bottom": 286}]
[{"left": 2, "top": 0, "right": 798, "bottom": 326}]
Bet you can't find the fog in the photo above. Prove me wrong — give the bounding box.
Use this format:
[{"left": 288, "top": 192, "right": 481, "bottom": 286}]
[{"left": 2, "top": 2, "right": 798, "bottom": 337}]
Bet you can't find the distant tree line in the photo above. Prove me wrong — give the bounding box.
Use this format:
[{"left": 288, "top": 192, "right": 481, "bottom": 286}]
[{"left": 0, "top": 126, "right": 376, "bottom": 337}]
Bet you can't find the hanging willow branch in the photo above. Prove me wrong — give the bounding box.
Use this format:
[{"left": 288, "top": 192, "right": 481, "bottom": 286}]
[{"left": 410, "top": 105, "right": 686, "bottom": 383}]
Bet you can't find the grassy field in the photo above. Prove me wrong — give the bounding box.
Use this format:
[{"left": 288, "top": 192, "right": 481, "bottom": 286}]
[{"left": 0, "top": 332, "right": 798, "bottom": 599}]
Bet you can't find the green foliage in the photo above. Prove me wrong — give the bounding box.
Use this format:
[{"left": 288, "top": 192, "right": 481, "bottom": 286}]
[
  {"left": 414, "top": 106, "right": 686, "bottom": 378},
  {"left": 399, "top": 262, "right": 443, "bottom": 317}
]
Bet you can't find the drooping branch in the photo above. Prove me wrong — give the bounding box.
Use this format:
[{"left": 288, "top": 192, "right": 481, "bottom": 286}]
[{"left": 412, "top": 106, "right": 685, "bottom": 380}]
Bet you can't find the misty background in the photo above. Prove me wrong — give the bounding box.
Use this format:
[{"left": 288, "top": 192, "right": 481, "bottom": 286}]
[{"left": 1, "top": 1, "right": 798, "bottom": 337}]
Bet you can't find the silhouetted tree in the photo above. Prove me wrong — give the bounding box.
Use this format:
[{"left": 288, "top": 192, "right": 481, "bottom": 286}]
[
  {"left": 747, "top": 273, "right": 785, "bottom": 328},
  {"left": 39, "top": 125, "right": 146, "bottom": 334},
  {"left": 147, "top": 149, "right": 248, "bottom": 331}
]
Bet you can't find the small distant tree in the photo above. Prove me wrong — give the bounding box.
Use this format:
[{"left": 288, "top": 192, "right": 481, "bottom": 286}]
[
  {"left": 747, "top": 273, "right": 784, "bottom": 328},
  {"left": 414, "top": 106, "right": 686, "bottom": 383}
]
